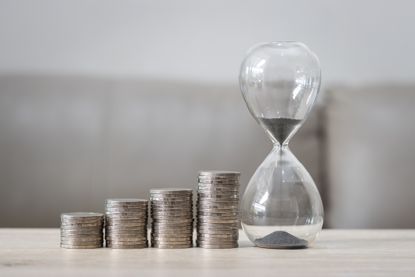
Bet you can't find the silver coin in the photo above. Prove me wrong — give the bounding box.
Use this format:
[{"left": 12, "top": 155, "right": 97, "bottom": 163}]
[
  {"left": 105, "top": 238, "right": 147, "bottom": 243},
  {"left": 196, "top": 231, "right": 238, "bottom": 237},
  {"left": 197, "top": 196, "right": 239, "bottom": 200},
  {"left": 61, "top": 219, "right": 104, "bottom": 225},
  {"left": 151, "top": 207, "right": 192, "bottom": 212},
  {"left": 150, "top": 199, "right": 192, "bottom": 205},
  {"left": 151, "top": 227, "right": 193, "bottom": 231},
  {"left": 197, "top": 220, "right": 239, "bottom": 225},
  {"left": 105, "top": 236, "right": 148, "bottom": 241},
  {"left": 197, "top": 195, "right": 239, "bottom": 200},
  {"left": 106, "top": 225, "right": 147, "bottom": 230},
  {"left": 198, "top": 170, "right": 240, "bottom": 176},
  {"left": 151, "top": 232, "right": 192, "bottom": 237},
  {"left": 151, "top": 244, "right": 192, "bottom": 249},
  {"left": 197, "top": 222, "right": 239, "bottom": 227},
  {"left": 197, "top": 224, "right": 239, "bottom": 229},
  {"left": 197, "top": 190, "right": 239, "bottom": 195},
  {"left": 105, "top": 215, "right": 147, "bottom": 221},
  {"left": 151, "top": 240, "right": 193, "bottom": 245},
  {"left": 106, "top": 233, "right": 147, "bottom": 239},
  {"left": 61, "top": 244, "right": 103, "bottom": 249},
  {"left": 106, "top": 236, "right": 147, "bottom": 242},
  {"left": 197, "top": 206, "right": 238, "bottom": 211},
  {"left": 151, "top": 209, "right": 192, "bottom": 213},
  {"left": 196, "top": 244, "right": 238, "bottom": 249},
  {"left": 197, "top": 205, "right": 239, "bottom": 210},
  {"left": 61, "top": 212, "right": 104, "bottom": 220},
  {"left": 60, "top": 231, "right": 102, "bottom": 237},
  {"left": 197, "top": 232, "right": 239, "bottom": 238},
  {"left": 151, "top": 201, "right": 192, "bottom": 205},
  {"left": 60, "top": 225, "right": 102, "bottom": 230},
  {"left": 197, "top": 195, "right": 239, "bottom": 199},
  {"left": 150, "top": 188, "right": 193, "bottom": 194},
  {"left": 105, "top": 218, "right": 147, "bottom": 223},
  {"left": 105, "top": 206, "right": 147, "bottom": 212},
  {"left": 105, "top": 224, "right": 147, "bottom": 229},
  {"left": 151, "top": 215, "right": 193, "bottom": 220},
  {"left": 197, "top": 227, "right": 239, "bottom": 232},
  {"left": 196, "top": 236, "right": 238, "bottom": 241},
  {"left": 106, "top": 230, "right": 147, "bottom": 235},
  {"left": 106, "top": 241, "right": 148, "bottom": 246},
  {"left": 151, "top": 201, "right": 192, "bottom": 206},
  {"left": 106, "top": 198, "right": 148, "bottom": 204},
  {"left": 197, "top": 188, "right": 239, "bottom": 193},
  {"left": 150, "top": 195, "right": 193, "bottom": 199},
  {"left": 61, "top": 235, "right": 103, "bottom": 241},
  {"left": 197, "top": 211, "right": 238, "bottom": 216},
  {"left": 105, "top": 210, "right": 147, "bottom": 215},
  {"left": 106, "top": 240, "right": 147, "bottom": 246},
  {"left": 106, "top": 225, "right": 147, "bottom": 231},
  {"left": 197, "top": 189, "right": 239, "bottom": 194},
  {"left": 151, "top": 215, "right": 192, "bottom": 218},
  {"left": 197, "top": 202, "right": 239, "bottom": 207},
  {"left": 151, "top": 221, "right": 193, "bottom": 226},
  {"left": 151, "top": 237, "right": 192, "bottom": 242},
  {"left": 60, "top": 241, "right": 104, "bottom": 247},
  {"left": 198, "top": 180, "right": 239, "bottom": 185},
  {"left": 61, "top": 233, "right": 102, "bottom": 238},
  {"left": 106, "top": 208, "right": 148, "bottom": 213},
  {"left": 61, "top": 218, "right": 104, "bottom": 224},
  {"left": 106, "top": 204, "right": 147, "bottom": 208},
  {"left": 197, "top": 214, "right": 238, "bottom": 219},
  {"left": 106, "top": 244, "right": 148, "bottom": 249},
  {"left": 151, "top": 226, "right": 193, "bottom": 231}
]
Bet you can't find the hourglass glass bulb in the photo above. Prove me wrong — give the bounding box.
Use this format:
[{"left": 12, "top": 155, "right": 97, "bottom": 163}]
[
  {"left": 239, "top": 42, "right": 324, "bottom": 249},
  {"left": 239, "top": 41, "right": 321, "bottom": 145}
]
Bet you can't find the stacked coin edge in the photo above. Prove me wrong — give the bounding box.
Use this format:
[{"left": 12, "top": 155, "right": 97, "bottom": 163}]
[
  {"left": 196, "top": 171, "right": 240, "bottom": 248},
  {"left": 150, "top": 189, "right": 194, "bottom": 249},
  {"left": 105, "top": 198, "right": 148, "bottom": 249},
  {"left": 60, "top": 212, "right": 104, "bottom": 249}
]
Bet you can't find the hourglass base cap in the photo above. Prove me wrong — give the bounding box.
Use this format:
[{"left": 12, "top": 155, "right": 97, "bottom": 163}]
[{"left": 253, "top": 231, "right": 308, "bottom": 249}]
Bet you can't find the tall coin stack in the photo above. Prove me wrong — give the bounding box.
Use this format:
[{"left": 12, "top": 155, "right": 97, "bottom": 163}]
[
  {"left": 150, "top": 189, "right": 193, "bottom": 248},
  {"left": 105, "top": 199, "right": 148, "bottom": 249},
  {"left": 60, "top": 212, "right": 104, "bottom": 249},
  {"left": 196, "top": 171, "right": 240, "bottom": 248}
]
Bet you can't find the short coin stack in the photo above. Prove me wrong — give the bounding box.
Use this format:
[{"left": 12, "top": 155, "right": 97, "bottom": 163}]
[
  {"left": 150, "top": 189, "right": 193, "bottom": 248},
  {"left": 60, "top": 212, "right": 104, "bottom": 249},
  {"left": 105, "top": 199, "right": 148, "bottom": 248},
  {"left": 196, "top": 171, "right": 240, "bottom": 248}
]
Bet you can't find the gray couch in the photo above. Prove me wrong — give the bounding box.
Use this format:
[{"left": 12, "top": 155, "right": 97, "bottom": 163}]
[{"left": 0, "top": 75, "right": 413, "bottom": 228}]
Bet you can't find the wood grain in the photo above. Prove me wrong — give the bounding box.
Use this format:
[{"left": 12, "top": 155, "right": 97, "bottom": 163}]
[{"left": 0, "top": 229, "right": 414, "bottom": 276}]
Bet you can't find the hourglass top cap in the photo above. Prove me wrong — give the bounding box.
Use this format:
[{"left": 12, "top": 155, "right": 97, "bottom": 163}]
[{"left": 244, "top": 41, "right": 320, "bottom": 62}]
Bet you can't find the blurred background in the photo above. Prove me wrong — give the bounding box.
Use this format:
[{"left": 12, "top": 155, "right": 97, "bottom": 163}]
[{"left": 0, "top": 0, "right": 414, "bottom": 228}]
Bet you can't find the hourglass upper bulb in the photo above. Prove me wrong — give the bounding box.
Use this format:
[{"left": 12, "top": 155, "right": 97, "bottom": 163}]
[{"left": 239, "top": 41, "right": 321, "bottom": 145}]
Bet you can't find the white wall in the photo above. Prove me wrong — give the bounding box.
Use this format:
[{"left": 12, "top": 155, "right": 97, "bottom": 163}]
[{"left": 0, "top": 0, "right": 414, "bottom": 85}]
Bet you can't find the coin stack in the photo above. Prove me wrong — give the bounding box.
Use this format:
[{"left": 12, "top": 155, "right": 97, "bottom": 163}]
[
  {"left": 105, "top": 199, "right": 149, "bottom": 248},
  {"left": 196, "top": 171, "right": 240, "bottom": 248},
  {"left": 150, "top": 189, "right": 193, "bottom": 248},
  {"left": 60, "top": 212, "right": 104, "bottom": 249}
]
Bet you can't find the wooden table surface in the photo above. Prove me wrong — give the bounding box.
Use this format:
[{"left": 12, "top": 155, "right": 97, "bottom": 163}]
[{"left": 0, "top": 229, "right": 414, "bottom": 276}]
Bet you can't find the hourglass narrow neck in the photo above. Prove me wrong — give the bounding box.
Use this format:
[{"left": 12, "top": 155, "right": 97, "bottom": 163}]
[{"left": 273, "top": 143, "right": 289, "bottom": 151}]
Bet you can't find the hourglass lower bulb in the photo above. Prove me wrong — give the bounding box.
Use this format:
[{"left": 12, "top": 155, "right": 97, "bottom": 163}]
[{"left": 239, "top": 42, "right": 324, "bottom": 248}]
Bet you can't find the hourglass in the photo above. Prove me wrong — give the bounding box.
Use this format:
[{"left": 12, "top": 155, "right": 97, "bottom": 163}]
[{"left": 239, "top": 42, "right": 324, "bottom": 249}]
